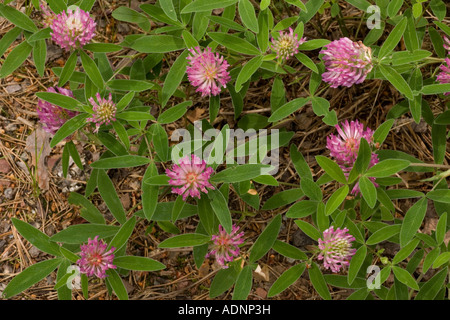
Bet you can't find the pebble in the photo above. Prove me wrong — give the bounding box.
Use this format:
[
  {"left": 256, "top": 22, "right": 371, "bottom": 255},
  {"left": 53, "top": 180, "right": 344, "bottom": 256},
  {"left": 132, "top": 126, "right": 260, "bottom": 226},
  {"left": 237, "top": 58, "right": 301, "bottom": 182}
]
[
  {"left": 5, "top": 84, "right": 22, "bottom": 94},
  {"left": 4, "top": 188, "right": 15, "bottom": 200},
  {"left": 29, "top": 246, "right": 41, "bottom": 258}
]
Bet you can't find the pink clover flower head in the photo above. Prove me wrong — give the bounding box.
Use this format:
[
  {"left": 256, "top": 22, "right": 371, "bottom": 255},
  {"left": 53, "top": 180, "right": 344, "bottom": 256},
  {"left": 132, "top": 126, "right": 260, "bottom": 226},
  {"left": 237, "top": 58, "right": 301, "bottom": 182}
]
[
  {"left": 271, "top": 27, "right": 306, "bottom": 60},
  {"left": 166, "top": 154, "right": 215, "bottom": 200},
  {"left": 40, "top": 3, "right": 56, "bottom": 28},
  {"left": 50, "top": 7, "right": 96, "bottom": 51},
  {"left": 87, "top": 93, "right": 117, "bottom": 132},
  {"left": 318, "top": 226, "right": 356, "bottom": 273},
  {"left": 206, "top": 224, "right": 244, "bottom": 269},
  {"left": 186, "top": 46, "right": 231, "bottom": 97},
  {"left": 326, "top": 119, "right": 374, "bottom": 165},
  {"left": 320, "top": 37, "right": 373, "bottom": 88},
  {"left": 437, "top": 58, "right": 450, "bottom": 96},
  {"left": 37, "top": 87, "right": 79, "bottom": 135},
  {"left": 77, "top": 236, "right": 116, "bottom": 279}
]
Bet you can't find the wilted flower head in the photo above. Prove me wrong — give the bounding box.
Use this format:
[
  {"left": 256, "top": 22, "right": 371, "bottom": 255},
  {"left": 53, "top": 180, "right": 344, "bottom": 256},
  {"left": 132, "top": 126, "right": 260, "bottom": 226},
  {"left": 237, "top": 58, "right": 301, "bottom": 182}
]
[
  {"left": 444, "top": 36, "right": 450, "bottom": 54},
  {"left": 87, "top": 93, "right": 117, "bottom": 132},
  {"left": 318, "top": 226, "right": 356, "bottom": 273},
  {"left": 437, "top": 57, "right": 450, "bottom": 96},
  {"left": 320, "top": 37, "right": 373, "bottom": 88},
  {"left": 327, "top": 120, "right": 375, "bottom": 165},
  {"left": 40, "top": 3, "right": 56, "bottom": 28},
  {"left": 77, "top": 236, "right": 116, "bottom": 279},
  {"left": 37, "top": 87, "right": 79, "bottom": 135},
  {"left": 206, "top": 224, "right": 244, "bottom": 269},
  {"left": 166, "top": 154, "right": 215, "bottom": 200},
  {"left": 271, "top": 27, "right": 306, "bottom": 60},
  {"left": 186, "top": 46, "right": 231, "bottom": 97},
  {"left": 50, "top": 7, "right": 96, "bottom": 51}
]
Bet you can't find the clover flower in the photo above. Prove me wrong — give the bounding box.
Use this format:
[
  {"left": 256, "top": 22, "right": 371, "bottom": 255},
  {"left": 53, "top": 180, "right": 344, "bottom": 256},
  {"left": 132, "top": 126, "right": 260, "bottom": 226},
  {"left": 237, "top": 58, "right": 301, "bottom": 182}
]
[
  {"left": 77, "top": 236, "right": 116, "bottom": 279},
  {"left": 37, "top": 87, "right": 79, "bottom": 135},
  {"left": 40, "top": 3, "right": 56, "bottom": 28},
  {"left": 320, "top": 37, "right": 373, "bottom": 88},
  {"left": 206, "top": 224, "right": 244, "bottom": 269},
  {"left": 437, "top": 57, "right": 450, "bottom": 96},
  {"left": 318, "top": 226, "right": 356, "bottom": 273},
  {"left": 326, "top": 120, "right": 379, "bottom": 195},
  {"left": 186, "top": 46, "right": 231, "bottom": 97},
  {"left": 166, "top": 154, "right": 215, "bottom": 200},
  {"left": 50, "top": 7, "right": 96, "bottom": 51},
  {"left": 87, "top": 93, "right": 117, "bottom": 133},
  {"left": 327, "top": 120, "right": 375, "bottom": 165},
  {"left": 271, "top": 27, "right": 306, "bottom": 61}
]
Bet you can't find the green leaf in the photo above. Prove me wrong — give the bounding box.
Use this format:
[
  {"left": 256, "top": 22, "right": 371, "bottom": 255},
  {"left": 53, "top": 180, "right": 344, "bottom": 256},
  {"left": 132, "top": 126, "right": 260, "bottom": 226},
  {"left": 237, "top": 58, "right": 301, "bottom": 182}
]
[
  {"left": 308, "top": 262, "right": 331, "bottom": 300},
  {"left": 392, "top": 238, "right": 420, "bottom": 265},
  {"left": 252, "top": 175, "right": 278, "bottom": 186},
  {"left": 208, "top": 32, "right": 260, "bottom": 55},
  {"left": 268, "top": 98, "right": 309, "bottom": 122},
  {"left": 80, "top": 50, "right": 104, "bottom": 90},
  {"left": 150, "top": 123, "right": 169, "bottom": 161},
  {"left": 294, "top": 220, "right": 321, "bottom": 241},
  {"left": 50, "top": 224, "right": 120, "bottom": 244},
  {"left": 145, "top": 174, "right": 170, "bottom": 186},
  {"left": 423, "top": 247, "right": 440, "bottom": 274},
  {"left": 113, "top": 256, "right": 166, "bottom": 271},
  {"left": 106, "top": 269, "right": 128, "bottom": 300},
  {"left": 257, "top": 9, "right": 269, "bottom": 52},
  {"left": 272, "top": 240, "right": 307, "bottom": 260},
  {"left": 300, "top": 178, "right": 322, "bottom": 201},
  {"left": 426, "top": 190, "right": 450, "bottom": 204},
  {"left": 108, "top": 216, "right": 136, "bottom": 252},
  {"left": 366, "top": 224, "right": 401, "bottom": 245},
  {"left": 295, "top": 52, "right": 318, "bottom": 73},
  {"left": 232, "top": 265, "right": 253, "bottom": 300},
  {"left": 116, "top": 111, "right": 155, "bottom": 121},
  {"left": 378, "top": 17, "right": 407, "bottom": 58},
  {"left": 51, "top": 113, "right": 90, "bottom": 148},
  {"left": 435, "top": 212, "right": 447, "bottom": 245},
  {"left": 32, "top": 39, "right": 46, "bottom": 77},
  {"left": 432, "top": 252, "right": 450, "bottom": 269},
  {"left": 35, "top": 91, "right": 81, "bottom": 112},
  {"left": 379, "top": 64, "right": 413, "bottom": 100},
  {"left": 131, "top": 35, "right": 186, "bottom": 53},
  {"left": 249, "top": 214, "right": 282, "bottom": 263},
  {"left": 268, "top": 263, "right": 306, "bottom": 297},
  {"left": 158, "top": 233, "right": 211, "bottom": 248},
  {"left": 238, "top": 0, "right": 258, "bottom": 33},
  {"left": 106, "top": 79, "right": 154, "bottom": 92},
  {"left": 97, "top": 131, "right": 128, "bottom": 156},
  {"left": 58, "top": 51, "right": 78, "bottom": 87},
  {"left": 389, "top": 50, "right": 432, "bottom": 66},
  {"left": 91, "top": 155, "right": 151, "bottom": 169},
  {"left": 421, "top": 83, "right": 450, "bottom": 95},
  {"left": 181, "top": 30, "right": 199, "bottom": 49},
  {"left": 270, "top": 76, "right": 286, "bottom": 112},
  {"left": 97, "top": 169, "right": 127, "bottom": 225},
  {"left": 365, "top": 159, "right": 410, "bottom": 178},
  {"left": 210, "top": 164, "right": 269, "bottom": 183},
  {"left": 158, "top": 101, "right": 190, "bottom": 124},
  {"left": 112, "top": 6, "right": 148, "bottom": 23},
  {"left": 68, "top": 192, "right": 105, "bottom": 225},
  {"left": 235, "top": 55, "right": 263, "bottom": 92},
  {"left": 387, "top": 0, "right": 404, "bottom": 17},
  {"left": 83, "top": 43, "right": 122, "bottom": 53},
  {"left": 0, "top": 4, "right": 38, "bottom": 32},
  {"left": 0, "top": 26, "right": 22, "bottom": 58},
  {"left": 315, "top": 156, "right": 347, "bottom": 184},
  {"left": 286, "top": 200, "right": 318, "bottom": 218},
  {"left": 392, "top": 266, "right": 419, "bottom": 291},
  {"left": 290, "top": 145, "right": 313, "bottom": 181},
  {"left": 142, "top": 162, "right": 159, "bottom": 221},
  {"left": 161, "top": 50, "right": 189, "bottom": 107},
  {"left": 208, "top": 189, "right": 232, "bottom": 234},
  {"left": 432, "top": 124, "right": 446, "bottom": 165},
  {"left": 262, "top": 188, "right": 304, "bottom": 210},
  {"left": 415, "top": 268, "right": 447, "bottom": 300},
  {"left": 11, "top": 218, "right": 61, "bottom": 257},
  {"left": 159, "top": 0, "right": 177, "bottom": 21},
  {"left": 181, "top": 0, "right": 239, "bottom": 13},
  {"left": 325, "top": 185, "right": 349, "bottom": 216},
  {"left": 373, "top": 119, "right": 394, "bottom": 145},
  {"left": 2, "top": 258, "right": 62, "bottom": 299},
  {"left": 348, "top": 245, "right": 367, "bottom": 285},
  {"left": 400, "top": 197, "right": 428, "bottom": 247},
  {"left": 208, "top": 15, "right": 246, "bottom": 32},
  {"left": 209, "top": 266, "right": 240, "bottom": 298},
  {"left": 0, "top": 40, "right": 32, "bottom": 78}
]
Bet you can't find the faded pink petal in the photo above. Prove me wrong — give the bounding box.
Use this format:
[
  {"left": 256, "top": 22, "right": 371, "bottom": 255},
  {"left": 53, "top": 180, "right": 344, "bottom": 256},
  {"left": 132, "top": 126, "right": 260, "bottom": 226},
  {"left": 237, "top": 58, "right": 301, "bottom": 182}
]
[
  {"left": 318, "top": 226, "right": 356, "bottom": 273},
  {"left": 206, "top": 224, "right": 244, "bottom": 269},
  {"left": 271, "top": 27, "right": 306, "bottom": 60}
]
